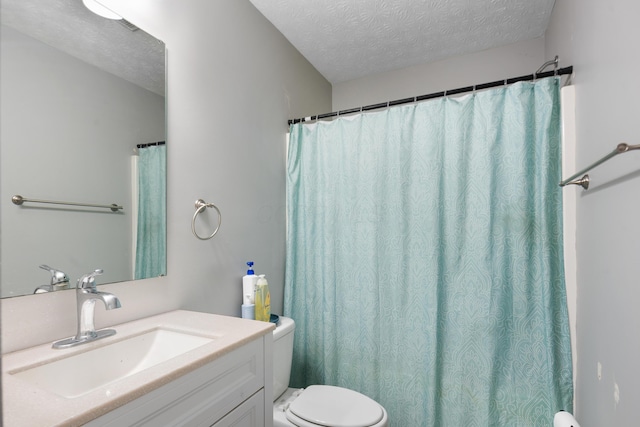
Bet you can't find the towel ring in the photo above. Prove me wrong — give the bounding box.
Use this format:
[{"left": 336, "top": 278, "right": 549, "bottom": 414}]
[{"left": 191, "top": 199, "right": 221, "bottom": 240}]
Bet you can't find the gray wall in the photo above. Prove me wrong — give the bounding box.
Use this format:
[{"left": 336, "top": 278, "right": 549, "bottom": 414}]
[
  {"left": 0, "top": 25, "right": 165, "bottom": 297},
  {"left": 546, "top": 0, "right": 640, "bottom": 425},
  {"left": 157, "top": 0, "right": 331, "bottom": 319},
  {"left": 332, "top": 37, "right": 545, "bottom": 111},
  {"left": 1, "top": 0, "right": 331, "bottom": 353}
]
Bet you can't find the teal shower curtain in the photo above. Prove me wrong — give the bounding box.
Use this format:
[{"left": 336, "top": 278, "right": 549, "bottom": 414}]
[
  {"left": 135, "top": 144, "right": 166, "bottom": 279},
  {"left": 285, "top": 78, "right": 573, "bottom": 426}
]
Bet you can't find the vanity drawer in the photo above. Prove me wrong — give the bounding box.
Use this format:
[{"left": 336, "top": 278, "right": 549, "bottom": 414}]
[
  {"left": 87, "top": 338, "right": 264, "bottom": 427},
  {"left": 211, "top": 389, "right": 264, "bottom": 427}
]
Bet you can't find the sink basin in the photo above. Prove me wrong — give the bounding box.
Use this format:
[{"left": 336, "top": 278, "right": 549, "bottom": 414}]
[{"left": 11, "top": 328, "right": 214, "bottom": 398}]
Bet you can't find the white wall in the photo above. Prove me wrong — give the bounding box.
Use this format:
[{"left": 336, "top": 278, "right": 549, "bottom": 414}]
[
  {"left": 545, "top": 1, "right": 640, "bottom": 425},
  {"left": 0, "top": 25, "right": 165, "bottom": 297},
  {"left": 1, "top": 0, "right": 331, "bottom": 353},
  {"left": 332, "top": 37, "right": 545, "bottom": 111}
]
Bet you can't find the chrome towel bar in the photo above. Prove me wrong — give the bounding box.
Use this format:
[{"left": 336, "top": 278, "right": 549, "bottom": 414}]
[
  {"left": 12, "top": 195, "right": 123, "bottom": 212},
  {"left": 560, "top": 143, "right": 640, "bottom": 189}
]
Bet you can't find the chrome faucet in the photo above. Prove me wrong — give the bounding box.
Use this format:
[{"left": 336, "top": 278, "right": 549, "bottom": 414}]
[
  {"left": 52, "top": 269, "right": 122, "bottom": 349},
  {"left": 34, "top": 264, "right": 70, "bottom": 293}
]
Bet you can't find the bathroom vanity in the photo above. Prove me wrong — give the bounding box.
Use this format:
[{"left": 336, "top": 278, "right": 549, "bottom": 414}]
[{"left": 1, "top": 311, "right": 275, "bottom": 427}]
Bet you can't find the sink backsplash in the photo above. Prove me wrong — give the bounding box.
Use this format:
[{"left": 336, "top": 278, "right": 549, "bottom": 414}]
[{"left": 1, "top": 277, "right": 177, "bottom": 354}]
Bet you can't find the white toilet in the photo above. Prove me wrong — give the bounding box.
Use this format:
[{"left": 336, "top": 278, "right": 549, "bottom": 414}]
[{"left": 273, "top": 316, "right": 389, "bottom": 427}]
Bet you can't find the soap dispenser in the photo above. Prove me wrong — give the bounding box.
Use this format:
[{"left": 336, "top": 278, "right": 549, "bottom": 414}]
[
  {"left": 254, "top": 274, "right": 271, "bottom": 322},
  {"left": 242, "top": 262, "right": 258, "bottom": 304}
]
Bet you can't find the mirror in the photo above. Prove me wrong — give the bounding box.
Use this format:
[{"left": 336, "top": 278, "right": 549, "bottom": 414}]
[{"left": 0, "top": 0, "right": 166, "bottom": 298}]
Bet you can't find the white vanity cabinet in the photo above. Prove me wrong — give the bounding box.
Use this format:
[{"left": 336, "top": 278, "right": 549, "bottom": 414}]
[{"left": 86, "top": 335, "right": 272, "bottom": 427}]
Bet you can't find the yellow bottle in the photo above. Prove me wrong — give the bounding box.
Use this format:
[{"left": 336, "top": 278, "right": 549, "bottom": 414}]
[{"left": 254, "top": 274, "right": 271, "bottom": 322}]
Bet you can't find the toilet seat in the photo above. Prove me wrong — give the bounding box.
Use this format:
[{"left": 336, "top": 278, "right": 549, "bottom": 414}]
[{"left": 285, "top": 385, "right": 385, "bottom": 427}]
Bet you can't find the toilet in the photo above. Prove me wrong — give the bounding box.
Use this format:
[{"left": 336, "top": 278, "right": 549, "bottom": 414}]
[{"left": 273, "top": 316, "right": 388, "bottom": 427}]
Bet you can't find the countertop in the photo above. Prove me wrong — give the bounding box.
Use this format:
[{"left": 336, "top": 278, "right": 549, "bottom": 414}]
[{"left": 1, "top": 310, "right": 275, "bottom": 427}]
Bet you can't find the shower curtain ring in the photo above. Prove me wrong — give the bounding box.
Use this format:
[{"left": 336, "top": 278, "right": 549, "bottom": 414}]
[{"left": 192, "top": 199, "right": 222, "bottom": 240}]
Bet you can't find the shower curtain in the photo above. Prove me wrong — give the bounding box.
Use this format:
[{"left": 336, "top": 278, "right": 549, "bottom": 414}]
[
  {"left": 135, "top": 144, "right": 166, "bottom": 279},
  {"left": 285, "top": 78, "right": 573, "bottom": 426}
]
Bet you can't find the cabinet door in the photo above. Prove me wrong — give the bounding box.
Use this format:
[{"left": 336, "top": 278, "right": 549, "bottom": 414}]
[
  {"left": 87, "top": 339, "right": 264, "bottom": 427},
  {"left": 212, "top": 390, "right": 264, "bottom": 427}
]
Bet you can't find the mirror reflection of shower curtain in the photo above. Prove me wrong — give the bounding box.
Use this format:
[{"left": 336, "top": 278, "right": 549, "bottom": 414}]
[{"left": 134, "top": 144, "right": 166, "bottom": 279}]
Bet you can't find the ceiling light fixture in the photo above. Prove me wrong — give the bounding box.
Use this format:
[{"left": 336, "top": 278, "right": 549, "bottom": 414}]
[{"left": 82, "top": 0, "right": 122, "bottom": 20}]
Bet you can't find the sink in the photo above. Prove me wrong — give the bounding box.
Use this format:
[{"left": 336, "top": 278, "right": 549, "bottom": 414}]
[{"left": 10, "top": 327, "right": 214, "bottom": 398}]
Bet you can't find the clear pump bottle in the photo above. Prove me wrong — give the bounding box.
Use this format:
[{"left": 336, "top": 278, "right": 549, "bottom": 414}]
[
  {"left": 241, "top": 294, "right": 255, "bottom": 319},
  {"left": 254, "top": 274, "right": 271, "bottom": 322}
]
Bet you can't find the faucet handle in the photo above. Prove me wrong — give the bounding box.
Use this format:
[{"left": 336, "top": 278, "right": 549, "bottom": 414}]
[
  {"left": 77, "top": 269, "right": 104, "bottom": 290},
  {"left": 39, "top": 264, "right": 70, "bottom": 285}
]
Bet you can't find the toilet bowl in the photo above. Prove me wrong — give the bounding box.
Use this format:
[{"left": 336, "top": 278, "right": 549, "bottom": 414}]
[{"left": 272, "top": 316, "right": 388, "bottom": 427}]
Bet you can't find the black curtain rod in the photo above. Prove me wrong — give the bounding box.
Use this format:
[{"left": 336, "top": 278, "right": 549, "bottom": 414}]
[
  {"left": 288, "top": 66, "right": 573, "bottom": 126},
  {"left": 136, "top": 141, "right": 166, "bottom": 149}
]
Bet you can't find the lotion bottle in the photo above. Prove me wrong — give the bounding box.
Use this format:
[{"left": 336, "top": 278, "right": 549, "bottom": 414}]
[
  {"left": 242, "top": 262, "right": 258, "bottom": 304},
  {"left": 254, "top": 274, "right": 271, "bottom": 322}
]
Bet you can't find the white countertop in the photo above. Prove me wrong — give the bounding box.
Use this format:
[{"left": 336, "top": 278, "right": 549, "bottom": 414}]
[{"left": 1, "top": 310, "right": 274, "bottom": 427}]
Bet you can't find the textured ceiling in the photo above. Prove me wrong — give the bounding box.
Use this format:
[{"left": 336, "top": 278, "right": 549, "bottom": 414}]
[
  {"left": 1, "top": 0, "right": 165, "bottom": 96},
  {"left": 249, "top": 0, "right": 556, "bottom": 84}
]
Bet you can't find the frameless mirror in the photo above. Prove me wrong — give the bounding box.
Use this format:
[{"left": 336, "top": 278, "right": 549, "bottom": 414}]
[{"left": 0, "top": 0, "right": 166, "bottom": 298}]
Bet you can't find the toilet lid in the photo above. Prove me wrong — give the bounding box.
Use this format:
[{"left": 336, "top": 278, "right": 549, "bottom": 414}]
[{"left": 286, "top": 385, "right": 384, "bottom": 427}]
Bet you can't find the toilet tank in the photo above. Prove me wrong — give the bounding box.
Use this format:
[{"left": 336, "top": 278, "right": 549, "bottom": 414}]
[{"left": 272, "top": 316, "right": 295, "bottom": 400}]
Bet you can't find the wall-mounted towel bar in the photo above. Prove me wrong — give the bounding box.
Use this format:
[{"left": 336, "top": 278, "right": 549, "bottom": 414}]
[
  {"left": 560, "top": 143, "right": 640, "bottom": 189},
  {"left": 11, "top": 195, "right": 123, "bottom": 212}
]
